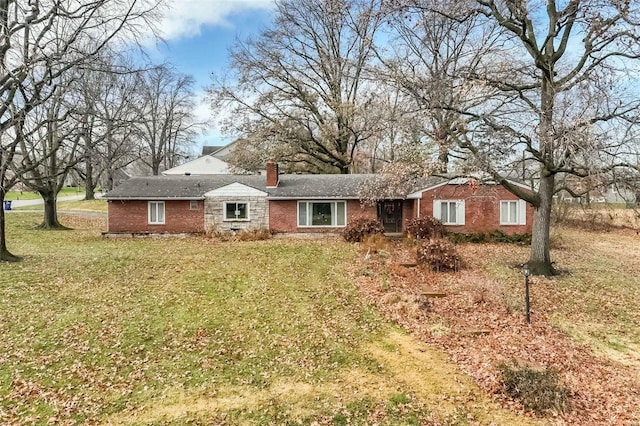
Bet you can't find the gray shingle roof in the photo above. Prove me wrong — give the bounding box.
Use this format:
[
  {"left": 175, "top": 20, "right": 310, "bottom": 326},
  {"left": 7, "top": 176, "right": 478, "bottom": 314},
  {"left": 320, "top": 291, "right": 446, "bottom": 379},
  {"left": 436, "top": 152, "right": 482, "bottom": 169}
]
[
  {"left": 103, "top": 174, "right": 374, "bottom": 200},
  {"left": 104, "top": 173, "right": 448, "bottom": 200},
  {"left": 105, "top": 170, "right": 535, "bottom": 204},
  {"left": 105, "top": 175, "right": 267, "bottom": 200},
  {"left": 267, "top": 174, "right": 375, "bottom": 199}
]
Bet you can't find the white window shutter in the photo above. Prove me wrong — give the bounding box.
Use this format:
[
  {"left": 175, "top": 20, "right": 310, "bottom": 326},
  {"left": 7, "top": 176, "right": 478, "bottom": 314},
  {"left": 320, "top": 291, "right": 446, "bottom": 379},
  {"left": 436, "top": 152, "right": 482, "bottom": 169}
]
[
  {"left": 456, "top": 200, "right": 465, "bottom": 225},
  {"left": 433, "top": 200, "right": 441, "bottom": 221},
  {"left": 518, "top": 199, "right": 527, "bottom": 225}
]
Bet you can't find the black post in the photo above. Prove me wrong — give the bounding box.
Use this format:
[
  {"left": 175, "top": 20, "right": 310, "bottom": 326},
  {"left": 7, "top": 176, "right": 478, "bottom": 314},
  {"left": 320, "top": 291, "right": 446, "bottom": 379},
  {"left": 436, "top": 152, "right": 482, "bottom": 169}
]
[{"left": 523, "top": 264, "right": 531, "bottom": 323}]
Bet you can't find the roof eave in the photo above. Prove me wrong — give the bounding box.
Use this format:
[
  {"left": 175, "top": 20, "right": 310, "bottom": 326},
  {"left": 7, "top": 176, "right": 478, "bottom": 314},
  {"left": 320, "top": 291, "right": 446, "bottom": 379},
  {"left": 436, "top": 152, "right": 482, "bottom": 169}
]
[
  {"left": 106, "top": 196, "right": 206, "bottom": 201},
  {"left": 267, "top": 196, "right": 361, "bottom": 200}
]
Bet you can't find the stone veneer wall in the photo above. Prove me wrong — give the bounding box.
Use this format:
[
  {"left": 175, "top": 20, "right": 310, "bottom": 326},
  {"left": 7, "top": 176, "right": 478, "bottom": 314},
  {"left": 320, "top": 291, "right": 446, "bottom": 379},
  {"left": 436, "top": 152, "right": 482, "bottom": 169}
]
[{"left": 204, "top": 196, "right": 269, "bottom": 233}]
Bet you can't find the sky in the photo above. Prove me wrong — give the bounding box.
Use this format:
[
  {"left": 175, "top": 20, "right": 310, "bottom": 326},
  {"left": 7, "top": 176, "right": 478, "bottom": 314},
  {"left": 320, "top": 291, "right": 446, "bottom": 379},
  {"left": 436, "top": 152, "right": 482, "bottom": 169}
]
[{"left": 145, "top": 0, "right": 276, "bottom": 153}]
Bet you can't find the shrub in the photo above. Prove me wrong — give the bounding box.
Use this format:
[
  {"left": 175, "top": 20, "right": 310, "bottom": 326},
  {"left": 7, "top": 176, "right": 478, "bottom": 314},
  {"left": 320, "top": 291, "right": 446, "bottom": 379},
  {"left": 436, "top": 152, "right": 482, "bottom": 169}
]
[
  {"left": 342, "top": 217, "right": 385, "bottom": 242},
  {"left": 205, "top": 227, "right": 231, "bottom": 241},
  {"left": 362, "top": 233, "right": 388, "bottom": 252},
  {"left": 235, "top": 228, "right": 272, "bottom": 241},
  {"left": 498, "top": 362, "right": 570, "bottom": 416},
  {"left": 405, "top": 216, "right": 445, "bottom": 239},
  {"left": 416, "top": 238, "right": 463, "bottom": 272},
  {"left": 446, "top": 231, "right": 531, "bottom": 245}
]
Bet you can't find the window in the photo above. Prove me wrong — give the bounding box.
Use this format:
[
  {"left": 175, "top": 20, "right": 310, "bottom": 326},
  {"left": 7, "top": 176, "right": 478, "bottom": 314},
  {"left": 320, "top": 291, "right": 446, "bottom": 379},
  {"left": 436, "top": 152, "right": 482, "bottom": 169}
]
[
  {"left": 433, "top": 200, "right": 465, "bottom": 225},
  {"left": 298, "top": 201, "right": 346, "bottom": 227},
  {"left": 148, "top": 201, "right": 165, "bottom": 225},
  {"left": 500, "top": 200, "right": 526, "bottom": 225},
  {"left": 189, "top": 200, "right": 199, "bottom": 210},
  {"left": 224, "top": 202, "right": 249, "bottom": 221}
]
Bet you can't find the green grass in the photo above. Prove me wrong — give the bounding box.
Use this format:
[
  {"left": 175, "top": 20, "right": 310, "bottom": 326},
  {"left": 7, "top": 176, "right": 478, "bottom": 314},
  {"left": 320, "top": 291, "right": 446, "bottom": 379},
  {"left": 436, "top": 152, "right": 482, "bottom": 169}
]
[
  {"left": 12, "top": 198, "right": 107, "bottom": 213},
  {"left": 4, "top": 187, "right": 85, "bottom": 201},
  {"left": 0, "top": 214, "right": 536, "bottom": 425}
]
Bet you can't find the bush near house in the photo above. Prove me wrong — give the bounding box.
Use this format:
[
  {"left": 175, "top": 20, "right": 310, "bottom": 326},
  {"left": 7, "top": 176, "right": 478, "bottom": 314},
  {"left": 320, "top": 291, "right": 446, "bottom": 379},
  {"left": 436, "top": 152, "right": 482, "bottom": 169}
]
[
  {"left": 342, "top": 217, "right": 385, "bottom": 242},
  {"left": 405, "top": 216, "right": 445, "bottom": 240},
  {"left": 446, "top": 231, "right": 531, "bottom": 245},
  {"left": 416, "top": 238, "right": 463, "bottom": 272}
]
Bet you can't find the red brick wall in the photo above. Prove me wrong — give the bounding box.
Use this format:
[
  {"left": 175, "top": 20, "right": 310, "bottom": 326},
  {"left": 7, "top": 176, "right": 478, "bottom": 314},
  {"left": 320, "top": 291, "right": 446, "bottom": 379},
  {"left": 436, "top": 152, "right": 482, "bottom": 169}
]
[
  {"left": 108, "top": 200, "right": 205, "bottom": 234},
  {"left": 419, "top": 184, "right": 534, "bottom": 235},
  {"left": 403, "top": 201, "right": 416, "bottom": 223},
  {"left": 269, "top": 200, "right": 377, "bottom": 233}
]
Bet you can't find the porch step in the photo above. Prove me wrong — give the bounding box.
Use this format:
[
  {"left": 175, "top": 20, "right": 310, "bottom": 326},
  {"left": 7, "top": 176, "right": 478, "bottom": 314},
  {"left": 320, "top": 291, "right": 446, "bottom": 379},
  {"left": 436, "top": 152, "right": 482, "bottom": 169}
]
[{"left": 383, "top": 232, "right": 404, "bottom": 240}]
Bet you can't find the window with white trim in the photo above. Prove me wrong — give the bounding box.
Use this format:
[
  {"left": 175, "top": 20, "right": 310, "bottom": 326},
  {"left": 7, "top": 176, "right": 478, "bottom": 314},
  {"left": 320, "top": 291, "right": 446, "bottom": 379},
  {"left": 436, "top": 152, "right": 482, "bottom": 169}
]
[
  {"left": 500, "top": 200, "right": 527, "bottom": 225},
  {"left": 433, "top": 200, "right": 465, "bottom": 225},
  {"left": 298, "top": 201, "right": 346, "bottom": 227},
  {"left": 148, "top": 201, "right": 165, "bottom": 224},
  {"left": 224, "top": 202, "right": 249, "bottom": 221},
  {"left": 189, "top": 200, "right": 199, "bottom": 210}
]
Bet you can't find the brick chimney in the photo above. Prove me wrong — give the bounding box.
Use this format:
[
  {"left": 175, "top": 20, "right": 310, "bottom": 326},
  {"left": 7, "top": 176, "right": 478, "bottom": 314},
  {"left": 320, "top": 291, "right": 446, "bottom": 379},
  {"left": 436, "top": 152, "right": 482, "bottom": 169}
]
[{"left": 266, "top": 159, "right": 279, "bottom": 188}]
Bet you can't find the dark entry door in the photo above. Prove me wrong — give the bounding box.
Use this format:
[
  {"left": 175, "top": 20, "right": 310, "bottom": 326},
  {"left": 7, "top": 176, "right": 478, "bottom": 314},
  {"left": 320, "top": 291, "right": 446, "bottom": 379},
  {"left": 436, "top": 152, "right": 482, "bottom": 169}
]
[{"left": 377, "top": 200, "right": 403, "bottom": 233}]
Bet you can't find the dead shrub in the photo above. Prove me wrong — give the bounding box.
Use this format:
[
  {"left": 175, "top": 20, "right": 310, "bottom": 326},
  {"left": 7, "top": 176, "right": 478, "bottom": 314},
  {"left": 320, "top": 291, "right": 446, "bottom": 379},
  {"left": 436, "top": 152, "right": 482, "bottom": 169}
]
[
  {"left": 551, "top": 201, "right": 575, "bottom": 225},
  {"left": 235, "top": 228, "right": 272, "bottom": 241},
  {"left": 471, "top": 286, "right": 489, "bottom": 305},
  {"left": 549, "top": 229, "right": 568, "bottom": 250},
  {"left": 416, "top": 238, "right": 463, "bottom": 272},
  {"left": 498, "top": 361, "right": 570, "bottom": 416},
  {"left": 342, "top": 217, "right": 385, "bottom": 242},
  {"left": 405, "top": 216, "right": 445, "bottom": 239},
  {"left": 386, "top": 262, "right": 411, "bottom": 278},
  {"left": 362, "top": 233, "right": 388, "bottom": 253},
  {"left": 380, "top": 292, "right": 425, "bottom": 320},
  {"left": 205, "top": 227, "right": 231, "bottom": 241}
]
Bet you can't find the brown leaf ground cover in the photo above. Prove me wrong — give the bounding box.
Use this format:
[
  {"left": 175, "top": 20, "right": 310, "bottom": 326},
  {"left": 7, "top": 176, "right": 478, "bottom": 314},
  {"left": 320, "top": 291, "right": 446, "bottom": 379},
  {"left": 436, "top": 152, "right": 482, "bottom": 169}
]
[{"left": 353, "top": 229, "right": 640, "bottom": 424}]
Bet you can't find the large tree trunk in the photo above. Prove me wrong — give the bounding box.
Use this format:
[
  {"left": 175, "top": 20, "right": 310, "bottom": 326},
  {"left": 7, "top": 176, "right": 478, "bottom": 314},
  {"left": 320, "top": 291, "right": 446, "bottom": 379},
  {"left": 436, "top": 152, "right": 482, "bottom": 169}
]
[
  {"left": 84, "top": 160, "right": 96, "bottom": 200},
  {"left": 529, "top": 66, "right": 557, "bottom": 276},
  {"left": 39, "top": 190, "right": 66, "bottom": 229},
  {"left": 528, "top": 173, "right": 556, "bottom": 275},
  {"left": 0, "top": 191, "right": 20, "bottom": 262}
]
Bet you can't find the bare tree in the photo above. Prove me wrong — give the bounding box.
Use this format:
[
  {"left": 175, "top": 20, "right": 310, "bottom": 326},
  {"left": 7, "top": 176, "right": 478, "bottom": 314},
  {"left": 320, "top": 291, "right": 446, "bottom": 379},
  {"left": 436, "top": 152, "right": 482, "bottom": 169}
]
[
  {"left": 15, "top": 75, "right": 83, "bottom": 229},
  {"left": 134, "top": 65, "right": 198, "bottom": 176},
  {"left": 209, "top": 0, "right": 385, "bottom": 174},
  {"left": 390, "top": 0, "right": 640, "bottom": 275},
  {"left": 382, "top": 0, "right": 494, "bottom": 173},
  {"left": 0, "top": 0, "right": 164, "bottom": 261},
  {"left": 75, "top": 55, "right": 142, "bottom": 197},
  {"left": 350, "top": 86, "right": 429, "bottom": 173}
]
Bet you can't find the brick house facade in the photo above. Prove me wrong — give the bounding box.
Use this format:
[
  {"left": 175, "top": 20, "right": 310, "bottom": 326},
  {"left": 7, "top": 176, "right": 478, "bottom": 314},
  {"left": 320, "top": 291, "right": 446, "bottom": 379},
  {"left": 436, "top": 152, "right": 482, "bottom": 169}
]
[
  {"left": 108, "top": 200, "right": 205, "bottom": 234},
  {"left": 105, "top": 163, "right": 534, "bottom": 236},
  {"left": 416, "top": 182, "right": 534, "bottom": 235}
]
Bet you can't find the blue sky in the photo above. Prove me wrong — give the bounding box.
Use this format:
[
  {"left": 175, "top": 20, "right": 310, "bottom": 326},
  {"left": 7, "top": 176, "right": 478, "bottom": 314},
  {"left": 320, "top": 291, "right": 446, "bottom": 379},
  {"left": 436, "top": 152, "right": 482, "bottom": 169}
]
[{"left": 145, "top": 0, "right": 276, "bottom": 151}]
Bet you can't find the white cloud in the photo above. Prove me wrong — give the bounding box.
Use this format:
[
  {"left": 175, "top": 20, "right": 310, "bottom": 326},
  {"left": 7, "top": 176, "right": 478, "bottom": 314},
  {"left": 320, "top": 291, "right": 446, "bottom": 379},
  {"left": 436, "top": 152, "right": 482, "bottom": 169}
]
[{"left": 160, "top": 0, "right": 274, "bottom": 40}]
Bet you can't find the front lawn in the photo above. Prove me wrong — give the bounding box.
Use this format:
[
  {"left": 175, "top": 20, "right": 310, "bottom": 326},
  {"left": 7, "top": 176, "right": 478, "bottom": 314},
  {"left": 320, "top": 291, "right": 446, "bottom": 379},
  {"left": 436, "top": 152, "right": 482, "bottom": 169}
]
[{"left": 0, "top": 214, "right": 531, "bottom": 425}]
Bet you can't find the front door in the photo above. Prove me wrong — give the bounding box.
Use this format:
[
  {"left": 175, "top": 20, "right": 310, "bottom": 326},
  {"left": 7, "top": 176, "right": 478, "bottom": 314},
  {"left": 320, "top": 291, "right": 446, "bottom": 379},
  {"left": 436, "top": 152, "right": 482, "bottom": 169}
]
[{"left": 377, "top": 200, "right": 403, "bottom": 233}]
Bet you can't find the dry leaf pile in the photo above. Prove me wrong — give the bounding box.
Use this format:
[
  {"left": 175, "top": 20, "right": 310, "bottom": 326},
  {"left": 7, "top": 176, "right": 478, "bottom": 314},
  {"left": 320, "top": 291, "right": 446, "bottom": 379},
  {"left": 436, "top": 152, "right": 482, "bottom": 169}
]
[{"left": 353, "top": 241, "right": 640, "bottom": 425}]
